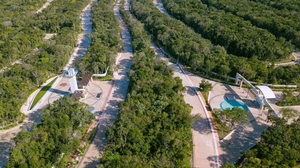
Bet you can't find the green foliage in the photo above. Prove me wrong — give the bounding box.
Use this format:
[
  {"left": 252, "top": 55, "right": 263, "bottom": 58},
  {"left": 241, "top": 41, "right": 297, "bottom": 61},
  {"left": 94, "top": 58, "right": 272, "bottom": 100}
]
[
  {"left": 214, "top": 107, "right": 250, "bottom": 129},
  {"left": 130, "top": 0, "right": 300, "bottom": 85},
  {"left": 199, "top": 79, "right": 213, "bottom": 92},
  {"left": 99, "top": 1, "right": 194, "bottom": 167},
  {"left": 228, "top": 118, "right": 300, "bottom": 168},
  {"left": 162, "top": 0, "right": 293, "bottom": 61},
  {"left": 211, "top": 112, "right": 232, "bottom": 140},
  {"left": 252, "top": 0, "right": 300, "bottom": 11},
  {"left": 76, "top": 1, "right": 121, "bottom": 75},
  {"left": 222, "top": 162, "right": 236, "bottom": 168},
  {"left": 0, "top": 0, "right": 90, "bottom": 126},
  {"left": 30, "top": 77, "right": 57, "bottom": 110},
  {"left": 18, "top": 113, "right": 26, "bottom": 124},
  {"left": 0, "top": 0, "right": 47, "bottom": 69},
  {"left": 276, "top": 89, "right": 300, "bottom": 106},
  {"left": 201, "top": 0, "right": 300, "bottom": 50},
  {"left": 6, "top": 97, "right": 94, "bottom": 168},
  {"left": 280, "top": 108, "right": 299, "bottom": 120}
]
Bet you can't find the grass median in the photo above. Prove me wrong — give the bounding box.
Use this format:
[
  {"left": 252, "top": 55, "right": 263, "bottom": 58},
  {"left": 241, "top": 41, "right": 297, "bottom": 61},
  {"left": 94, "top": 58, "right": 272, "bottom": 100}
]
[{"left": 30, "top": 77, "right": 58, "bottom": 110}]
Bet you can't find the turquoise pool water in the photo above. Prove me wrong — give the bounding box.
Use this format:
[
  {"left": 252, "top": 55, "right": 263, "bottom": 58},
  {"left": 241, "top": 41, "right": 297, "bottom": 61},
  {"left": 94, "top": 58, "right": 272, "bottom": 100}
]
[{"left": 220, "top": 100, "right": 248, "bottom": 111}]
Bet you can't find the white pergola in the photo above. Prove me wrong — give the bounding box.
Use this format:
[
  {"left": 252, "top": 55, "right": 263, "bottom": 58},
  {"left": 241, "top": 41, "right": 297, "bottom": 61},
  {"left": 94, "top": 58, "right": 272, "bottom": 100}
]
[
  {"left": 256, "top": 85, "right": 277, "bottom": 117},
  {"left": 235, "top": 73, "right": 279, "bottom": 117},
  {"left": 257, "top": 86, "right": 276, "bottom": 99}
]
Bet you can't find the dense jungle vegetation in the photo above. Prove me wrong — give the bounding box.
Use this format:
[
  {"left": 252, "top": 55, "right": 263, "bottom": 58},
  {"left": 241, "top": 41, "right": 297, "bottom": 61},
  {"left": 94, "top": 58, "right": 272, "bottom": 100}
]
[
  {"left": 0, "top": 0, "right": 90, "bottom": 127},
  {"left": 251, "top": 0, "right": 300, "bottom": 11},
  {"left": 76, "top": 1, "right": 121, "bottom": 75},
  {"left": 130, "top": 0, "right": 300, "bottom": 85},
  {"left": 276, "top": 89, "right": 300, "bottom": 106},
  {"left": 201, "top": 0, "right": 300, "bottom": 50},
  {"left": 99, "top": 1, "right": 194, "bottom": 167},
  {"left": 161, "top": 0, "right": 292, "bottom": 61},
  {"left": 0, "top": 0, "right": 47, "bottom": 69},
  {"left": 223, "top": 118, "right": 300, "bottom": 168},
  {"left": 6, "top": 97, "right": 94, "bottom": 167}
]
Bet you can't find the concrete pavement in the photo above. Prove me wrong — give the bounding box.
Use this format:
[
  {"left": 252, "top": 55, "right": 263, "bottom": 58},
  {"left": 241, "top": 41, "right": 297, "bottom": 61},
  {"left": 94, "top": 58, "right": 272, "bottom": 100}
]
[
  {"left": 77, "top": 0, "right": 133, "bottom": 167},
  {"left": 152, "top": 1, "right": 221, "bottom": 167},
  {"left": 150, "top": 41, "right": 221, "bottom": 168},
  {"left": 0, "top": 1, "right": 96, "bottom": 166}
]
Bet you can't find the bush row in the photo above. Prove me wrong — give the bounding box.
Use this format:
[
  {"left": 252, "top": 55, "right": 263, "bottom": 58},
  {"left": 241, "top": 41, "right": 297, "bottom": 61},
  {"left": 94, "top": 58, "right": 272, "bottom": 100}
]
[{"left": 99, "top": 1, "right": 194, "bottom": 167}]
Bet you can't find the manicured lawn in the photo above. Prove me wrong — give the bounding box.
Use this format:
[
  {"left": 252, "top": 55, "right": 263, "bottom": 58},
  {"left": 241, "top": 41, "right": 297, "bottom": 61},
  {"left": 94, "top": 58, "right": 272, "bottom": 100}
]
[{"left": 30, "top": 77, "right": 58, "bottom": 110}]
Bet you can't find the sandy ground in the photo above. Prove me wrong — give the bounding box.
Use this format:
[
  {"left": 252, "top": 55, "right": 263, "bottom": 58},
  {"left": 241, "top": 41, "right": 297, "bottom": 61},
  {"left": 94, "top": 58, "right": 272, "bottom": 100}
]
[
  {"left": 77, "top": 0, "right": 133, "bottom": 167},
  {"left": 63, "top": 1, "right": 94, "bottom": 71},
  {"left": 44, "top": 33, "right": 56, "bottom": 39},
  {"left": 0, "top": 60, "right": 22, "bottom": 73},
  {"left": 36, "top": 0, "right": 54, "bottom": 13},
  {"left": 0, "top": 1, "right": 95, "bottom": 166},
  {"left": 0, "top": 76, "right": 69, "bottom": 167}
]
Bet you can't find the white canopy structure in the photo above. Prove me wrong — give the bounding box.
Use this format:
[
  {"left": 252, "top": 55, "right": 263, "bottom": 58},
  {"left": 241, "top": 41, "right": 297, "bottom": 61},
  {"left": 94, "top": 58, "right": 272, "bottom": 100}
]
[
  {"left": 235, "top": 73, "right": 279, "bottom": 117},
  {"left": 256, "top": 86, "right": 276, "bottom": 99}
]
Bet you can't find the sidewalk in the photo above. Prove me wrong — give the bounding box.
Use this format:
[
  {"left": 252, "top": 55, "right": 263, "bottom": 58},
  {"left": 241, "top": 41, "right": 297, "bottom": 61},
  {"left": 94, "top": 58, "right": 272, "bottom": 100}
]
[{"left": 77, "top": 0, "right": 133, "bottom": 167}]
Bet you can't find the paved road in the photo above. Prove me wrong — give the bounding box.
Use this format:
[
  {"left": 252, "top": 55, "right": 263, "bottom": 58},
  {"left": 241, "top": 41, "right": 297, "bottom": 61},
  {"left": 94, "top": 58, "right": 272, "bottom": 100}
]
[
  {"left": 274, "top": 52, "right": 300, "bottom": 67},
  {"left": 77, "top": 0, "right": 133, "bottom": 167},
  {"left": 152, "top": 1, "right": 221, "bottom": 167},
  {"left": 151, "top": 41, "right": 221, "bottom": 168},
  {"left": 0, "top": 1, "right": 95, "bottom": 166}
]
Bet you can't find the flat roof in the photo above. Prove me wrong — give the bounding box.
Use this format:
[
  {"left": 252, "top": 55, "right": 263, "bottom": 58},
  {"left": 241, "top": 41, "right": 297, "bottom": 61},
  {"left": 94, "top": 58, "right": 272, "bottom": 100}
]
[{"left": 257, "top": 86, "right": 276, "bottom": 99}]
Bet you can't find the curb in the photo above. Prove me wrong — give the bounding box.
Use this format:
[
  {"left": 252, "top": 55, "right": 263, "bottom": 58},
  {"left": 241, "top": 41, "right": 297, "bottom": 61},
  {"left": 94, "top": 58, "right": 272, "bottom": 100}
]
[
  {"left": 178, "top": 64, "right": 223, "bottom": 167},
  {"left": 154, "top": 41, "right": 223, "bottom": 167},
  {"left": 29, "top": 76, "right": 59, "bottom": 111},
  {"left": 72, "top": 79, "right": 115, "bottom": 164}
]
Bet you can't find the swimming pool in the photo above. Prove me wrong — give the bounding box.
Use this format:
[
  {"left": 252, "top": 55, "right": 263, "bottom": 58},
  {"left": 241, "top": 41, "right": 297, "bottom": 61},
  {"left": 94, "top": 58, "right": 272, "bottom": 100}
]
[{"left": 220, "top": 100, "right": 249, "bottom": 111}]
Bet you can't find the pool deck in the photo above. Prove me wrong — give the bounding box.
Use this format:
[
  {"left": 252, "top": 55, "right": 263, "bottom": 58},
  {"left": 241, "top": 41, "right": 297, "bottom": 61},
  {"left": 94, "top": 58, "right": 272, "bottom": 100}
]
[{"left": 208, "top": 81, "right": 272, "bottom": 164}]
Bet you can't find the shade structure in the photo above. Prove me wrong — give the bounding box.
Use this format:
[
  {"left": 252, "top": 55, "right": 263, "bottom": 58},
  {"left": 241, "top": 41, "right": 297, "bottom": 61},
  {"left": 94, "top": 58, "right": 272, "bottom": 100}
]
[{"left": 256, "top": 86, "right": 276, "bottom": 99}]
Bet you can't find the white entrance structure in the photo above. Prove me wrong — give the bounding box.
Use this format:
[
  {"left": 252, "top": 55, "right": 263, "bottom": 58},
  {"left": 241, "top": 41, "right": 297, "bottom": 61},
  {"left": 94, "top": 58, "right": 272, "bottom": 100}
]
[
  {"left": 65, "top": 68, "right": 87, "bottom": 98},
  {"left": 235, "top": 73, "right": 279, "bottom": 117},
  {"left": 65, "top": 68, "right": 80, "bottom": 93}
]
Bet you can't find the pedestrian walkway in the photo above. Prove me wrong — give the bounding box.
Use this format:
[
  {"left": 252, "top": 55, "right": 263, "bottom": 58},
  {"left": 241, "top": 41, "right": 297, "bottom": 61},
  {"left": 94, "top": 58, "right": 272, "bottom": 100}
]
[
  {"left": 151, "top": 40, "right": 221, "bottom": 168},
  {"left": 77, "top": 0, "right": 133, "bottom": 167}
]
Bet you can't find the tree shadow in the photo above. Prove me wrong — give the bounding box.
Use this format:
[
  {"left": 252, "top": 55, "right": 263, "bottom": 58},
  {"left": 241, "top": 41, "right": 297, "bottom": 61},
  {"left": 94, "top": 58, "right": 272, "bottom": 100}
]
[
  {"left": 192, "top": 117, "right": 212, "bottom": 135},
  {"left": 79, "top": 99, "right": 120, "bottom": 167},
  {"left": 80, "top": 156, "right": 100, "bottom": 168},
  {"left": 0, "top": 141, "right": 15, "bottom": 167},
  {"left": 219, "top": 119, "right": 269, "bottom": 164},
  {"left": 185, "top": 86, "right": 197, "bottom": 96},
  {"left": 207, "top": 155, "right": 222, "bottom": 168},
  {"left": 78, "top": 49, "right": 132, "bottom": 167}
]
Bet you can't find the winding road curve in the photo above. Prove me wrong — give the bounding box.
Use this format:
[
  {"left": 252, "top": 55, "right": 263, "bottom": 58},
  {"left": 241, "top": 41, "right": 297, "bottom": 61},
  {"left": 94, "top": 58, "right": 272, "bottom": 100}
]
[
  {"left": 0, "top": 1, "right": 96, "bottom": 167},
  {"left": 152, "top": 0, "right": 222, "bottom": 167},
  {"left": 77, "top": 0, "right": 133, "bottom": 167}
]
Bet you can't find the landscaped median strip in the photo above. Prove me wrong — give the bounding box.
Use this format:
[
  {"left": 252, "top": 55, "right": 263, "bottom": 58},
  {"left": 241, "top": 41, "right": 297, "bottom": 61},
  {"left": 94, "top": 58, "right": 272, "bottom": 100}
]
[{"left": 30, "top": 76, "right": 58, "bottom": 110}]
